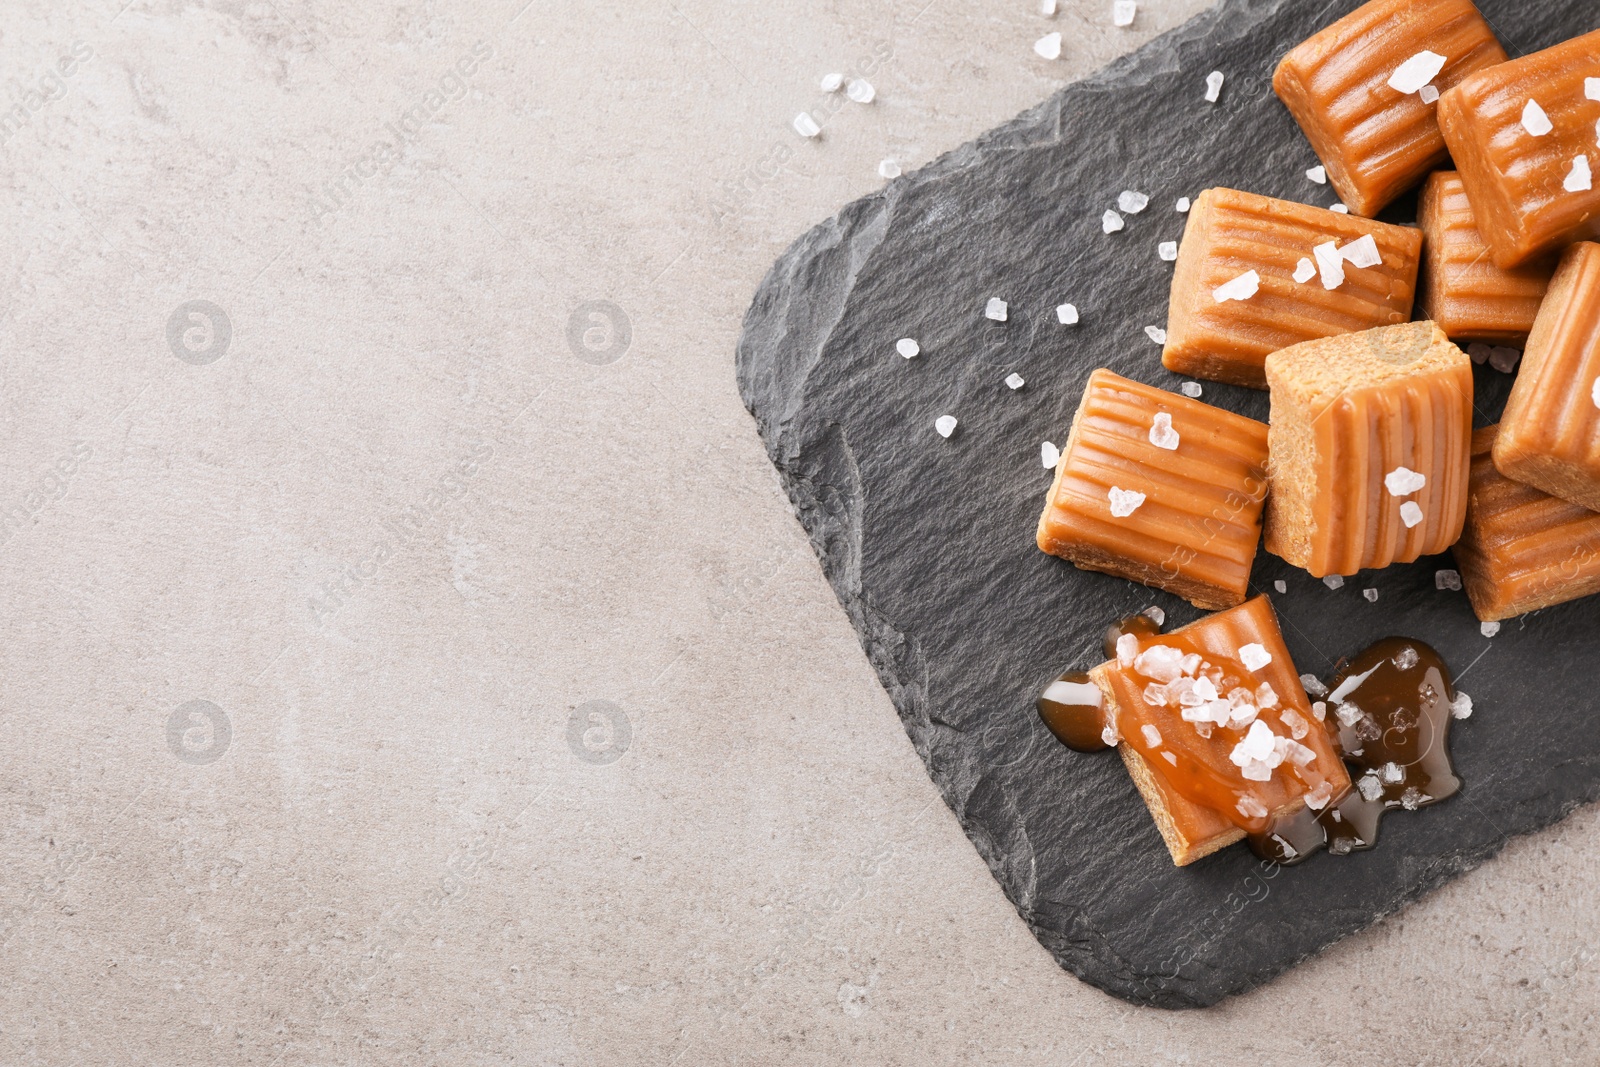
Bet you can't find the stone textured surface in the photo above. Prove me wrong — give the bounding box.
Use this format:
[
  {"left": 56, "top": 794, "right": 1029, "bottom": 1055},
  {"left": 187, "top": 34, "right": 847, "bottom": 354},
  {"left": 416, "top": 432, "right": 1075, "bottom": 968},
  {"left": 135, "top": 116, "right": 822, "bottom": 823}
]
[
  {"left": 3, "top": 0, "right": 1598, "bottom": 1062},
  {"left": 739, "top": 0, "right": 1600, "bottom": 1010}
]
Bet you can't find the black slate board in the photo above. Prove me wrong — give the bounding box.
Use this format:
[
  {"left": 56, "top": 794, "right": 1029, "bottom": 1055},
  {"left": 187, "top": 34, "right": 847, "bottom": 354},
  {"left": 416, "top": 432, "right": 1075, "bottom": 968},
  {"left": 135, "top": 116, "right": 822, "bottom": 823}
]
[{"left": 737, "top": 0, "right": 1600, "bottom": 1008}]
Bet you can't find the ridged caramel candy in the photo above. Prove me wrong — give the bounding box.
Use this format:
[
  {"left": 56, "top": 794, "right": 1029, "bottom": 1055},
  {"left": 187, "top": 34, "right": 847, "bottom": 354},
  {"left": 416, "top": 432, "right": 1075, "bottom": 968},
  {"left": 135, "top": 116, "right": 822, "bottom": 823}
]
[
  {"left": 1264, "top": 322, "right": 1472, "bottom": 577},
  {"left": 1418, "top": 172, "right": 1555, "bottom": 346},
  {"left": 1274, "top": 0, "right": 1507, "bottom": 218},
  {"left": 1438, "top": 29, "right": 1600, "bottom": 268},
  {"left": 1492, "top": 243, "right": 1600, "bottom": 511},
  {"left": 1163, "top": 188, "right": 1422, "bottom": 390},
  {"left": 1456, "top": 426, "right": 1600, "bottom": 623},
  {"left": 1036, "top": 369, "right": 1269, "bottom": 610}
]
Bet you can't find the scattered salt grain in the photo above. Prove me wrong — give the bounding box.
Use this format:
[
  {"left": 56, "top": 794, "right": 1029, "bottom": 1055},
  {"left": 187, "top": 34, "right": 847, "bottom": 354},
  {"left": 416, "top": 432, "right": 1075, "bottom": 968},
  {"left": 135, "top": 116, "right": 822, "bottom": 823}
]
[
  {"left": 1103, "top": 209, "right": 1125, "bottom": 234},
  {"left": 1119, "top": 190, "right": 1150, "bottom": 214},
  {"left": 1364, "top": 587, "right": 1379, "bottom": 602},
  {"left": 1293, "top": 257, "right": 1317, "bottom": 284},
  {"left": 846, "top": 79, "right": 875, "bottom": 104},
  {"left": 1393, "top": 646, "right": 1419, "bottom": 671},
  {"left": 1005, "top": 372, "right": 1026, "bottom": 390},
  {"left": 1387, "top": 50, "right": 1447, "bottom": 95},
  {"left": 1436, "top": 569, "right": 1462, "bottom": 591},
  {"left": 935, "top": 415, "right": 958, "bottom": 438},
  {"left": 1588, "top": 77, "right": 1600, "bottom": 102},
  {"left": 1041, "top": 441, "right": 1060, "bottom": 469},
  {"left": 1467, "top": 341, "right": 1493, "bottom": 365},
  {"left": 1451, "top": 691, "right": 1473, "bottom": 720},
  {"left": 1385, "top": 466, "right": 1427, "bottom": 496},
  {"left": 1301, "top": 673, "right": 1329, "bottom": 698},
  {"left": 1176, "top": 197, "right": 1191, "bottom": 213},
  {"left": 1330, "top": 204, "right": 1350, "bottom": 213},
  {"left": 1400, "top": 501, "right": 1424, "bottom": 528},
  {"left": 1143, "top": 606, "right": 1165, "bottom": 626},
  {"left": 896, "top": 338, "right": 920, "bottom": 359},
  {"left": 793, "top": 113, "right": 821, "bottom": 138},
  {"left": 1323, "top": 575, "right": 1344, "bottom": 590},
  {"left": 1040, "top": 0, "right": 1058, "bottom": 14},
  {"left": 1204, "top": 70, "right": 1225, "bottom": 103},
  {"left": 1213, "top": 270, "right": 1262, "bottom": 304},
  {"left": 1341, "top": 234, "right": 1383, "bottom": 269},
  {"left": 1112, "top": 0, "right": 1136, "bottom": 28},
  {"left": 986, "top": 297, "right": 1009, "bottom": 321},
  {"left": 1274, "top": 579, "right": 1287, "bottom": 594},
  {"left": 1357, "top": 775, "right": 1382, "bottom": 801},
  {"left": 1239, "top": 643, "right": 1272, "bottom": 672},
  {"left": 879, "top": 159, "right": 902, "bottom": 179},
  {"left": 1108, "top": 486, "right": 1146, "bottom": 518},
  {"left": 1116, "top": 632, "right": 1139, "bottom": 665},
  {"left": 1566, "top": 155, "right": 1592, "bottom": 193},
  {"left": 1145, "top": 326, "right": 1167, "bottom": 345},
  {"left": 1313, "top": 240, "right": 1346, "bottom": 290},
  {"left": 1420, "top": 84, "right": 1440, "bottom": 104},
  {"left": 1522, "top": 98, "right": 1553, "bottom": 137},
  {"left": 820, "top": 72, "right": 845, "bottom": 92},
  {"left": 1489, "top": 346, "right": 1521, "bottom": 373},
  {"left": 1034, "top": 32, "right": 1063, "bottom": 60},
  {"left": 1307, "top": 165, "right": 1327, "bottom": 184},
  {"left": 1148, "top": 412, "right": 1180, "bottom": 450},
  {"left": 1159, "top": 241, "right": 1179, "bottom": 261},
  {"left": 1056, "top": 303, "right": 1080, "bottom": 325},
  {"left": 1141, "top": 724, "right": 1163, "bottom": 748},
  {"left": 1180, "top": 381, "right": 1202, "bottom": 398},
  {"left": 1481, "top": 620, "right": 1500, "bottom": 638},
  {"left": 1401, "top": 787, "right": 1428, "bottom": 810}
]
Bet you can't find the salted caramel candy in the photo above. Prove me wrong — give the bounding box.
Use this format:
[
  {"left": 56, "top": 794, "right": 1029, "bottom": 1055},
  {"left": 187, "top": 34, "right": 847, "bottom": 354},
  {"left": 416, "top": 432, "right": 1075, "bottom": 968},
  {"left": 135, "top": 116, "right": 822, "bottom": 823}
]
[
  {"left": 1492, "top": 243, "right": 1600, "bottom": 511},
  {"left": 1418, "top": 172, "right": 1555, "bottom": 346},
  {"left": 1264, "top": 321, "right": 1472, "bottom": 577},
  {"left": 1036, "top": 369, "right": 1269, "bottom": 611},
  {"left": 1163, "top": 188, "right": 1422, "bottom": 389},
  {"left": 1274, "top": 0, "right": 1508, "bottom": 218},
  {"left": 1456, "top": 426, "right": 1600, "bottom": 622},
  {"left": 1438, "top": 28, "right": 1600, "bottom": 268},
  {"left": 1089, "top": 596, "right": 1350, "bottom": 866}
]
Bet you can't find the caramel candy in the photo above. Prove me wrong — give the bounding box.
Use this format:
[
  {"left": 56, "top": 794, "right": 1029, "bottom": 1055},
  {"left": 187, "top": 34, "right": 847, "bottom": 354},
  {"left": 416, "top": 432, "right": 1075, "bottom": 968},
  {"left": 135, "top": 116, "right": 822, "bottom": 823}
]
[
  {"left": 1163, "top": 188, "right": 1422, "bottom": 389},
  {"left": 1438, "top": 29, "right": 1600, "bottom": 268},
  {"left": 1418, "top": 172, "right": 1555, "bottom": 346},
  {"left": 1492, "top": 242, "right": 1600, "bottom": 510},
  {"left": 1036, "top": 369, "right": 1269, "bottom": 611},
  {"left": 1089, "top": 596, "right": 1349, "bottom": 867},
  {"left": 1274, "top": 0, "right": 1507, "bottom": 218},
  {"left": 1456, "top": 426, "right": 1600, "bottom": 622},
  {"left": 1264, "top": 321, "right": 1472, "bottom": 577}
]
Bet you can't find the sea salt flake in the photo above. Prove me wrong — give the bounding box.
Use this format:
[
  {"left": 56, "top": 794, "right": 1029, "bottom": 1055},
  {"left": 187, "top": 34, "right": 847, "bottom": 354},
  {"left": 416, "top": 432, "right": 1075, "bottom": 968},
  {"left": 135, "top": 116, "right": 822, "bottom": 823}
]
[
  {"left": 1592, "top": 377, "right": 1600, "bottom": 409},
  {"left": 1034, "top": 32, "right": 1063, "bottom": 60},
  {"left": 846, "top": 79, "right": 875, "bottom": 104},
  {"left": 1588, "top": 77, "right": 1600, "bottom": 102},
  {"left": 1330, "top": 204, "right": 1350, "bottom": 213},
  {"left": 1237, "top": 795, "right": 1269, "bottom": 818},
  {"left": 1387, "top": 50, "right": 1447, "bottom": 95},
  {"left": 1213, "top": 270, "right": 1261, "bottom": 303},
  {"left": 1357, "top": 775, "right": 1383, "bottom": 801},
  {"left": 1192, "top": 676, "right": 1219, "bottom": 702},
  {"left": 1255, "top": 682, "right": 1278, "bottom": 709},
  {"left": 1148, "top": 412, "right": 1180, "bottom": 450},
  {"left": 879, "top": 159, "right": 901, "bottom": 179},
  {"left": 1040, "top": 0, "right": 1058, "bottom": 14},
  {"left": 1393, "top": 646, "right": 1419, "bottom": 671},
  {"left": 1113, "top": 0, "right": 1136, "bottom": 28},
  {"left": 934, "top": 415, "right": 958, "bottom": 438},
  {"left": 1307, "top": 165, "right": 1327, "bottom": 184},
  {"left": 985, "top": 297, "right": 1008, "bottom": 321},
  {"left": 793, "top": 112, "right": 821, "bottom": 138},
  {"left": 1108, "top": 486, "right": 1146, "bottom": 518},
  {"left": 1364, "top": 587, "right": 1380, "bottom": 602},
  {"left": 1481, "top": 620, "right": 1500, "bottom": 638},
  {"left": 1134, "top": 644, "right": 1186, "bottom": 683},
  {"left": 1177, "top": 651, "right": 1197, "bottom": 674},
  {"left": 1380, "top": 761, "right": 1405, "bottom": 784},
  {"left": 1116, "top": 633, "right": 1139, "bottom": 666},
  {"left": 896, "top": 337, "right": 920, "bottom": 359},
  {"left": 1314, "top": 240, "right": 1346, "bottom": 290},
  {"left": 1274, "top": 579, "right": 1287, "bottom": 594},
  {"left": 1400, "top": 501, "right": 1425, "bottom": 528},
  {"left": 1119, "top": 190, "right": 1150, "bottom": 214},
  {"left": 1401, "top": 787, "right": 1428, "bottom": 810},
  {"left": 1103, "top": 209, "right": 1125, "bottom": 234},
  {"left": 1003, "top": 373, "right": 1026, "bottom": 392},
  {"left": 1204, "top": 70, "right": 1224, "bottom": 103},
  {"left": 1566, "top": 155, "right": 1593, "bottom": 193},
  {"left": 1293, "top": 257, "right": 1317, "bottom": 284},
  {"left": 1300, "top": 673, "right": 1329, "bottom": 698},
  {"left": 1323, "top": 574, "right": 1344, "bottom": 590},
  {"left": 1280, "top": 708, "right": 1309, "bottom": 740},
  {"left": 1312, "top": 700, "right": 1327, "bottom": 721},
  {"left": 1238, "top": 643, "right": 1272, "bottom": 671},
  {"left": 1335, "top": 702, "right": 1364, "bottom": 728},
  {"left": 1159, "top": 241, "right": 1179, "bottom": 261},
  {"left": 820, "top": 72, "right": 844, "bottom": 92},
  {"left": 1240, "top": 760, "right": 1273, "bottom": 782},
  {"left": 1341, "top": 234, "right": 1383, "bottom": 269},
  {"left": 1489, "top": 346, "right": 1521, "bottom": 373},
  {"left": 1180, "top": 381, "right": 1202, "bottom": 398},
  {"left": 1162, "top": 751, "right": 1178, "bottom": 766},
  {"left": 1141, "top": 724, "right": 1162, "bottom": 748},
  {"left": 1420, "top": 84, "right": 1440, "bottom": 104},
  {"left": 1176, "top": 197, "right": 1191, "bottom": 213},
  {"left": 1305, "top": 781, "right": 1334, "bottom": 810},
  {"left": 1230, "top": 720, "right": 1277, "bottom": 766},
  {"left": 1056, "top": 303, "right": 1080, "bottom": 325},
  {"left": 1467, "top": 341, "right": 1493, "bottom": 365},
  {"left": 1436, "top": 569, "right": 1462, "bottom": 591},
  {"left": 1101, "top": 723, "right": 1120, "bottom": 746},
  {"left": 1286, "top": 740, "right": 1317, "bottom": 767},
  {"left": 1385, "top": 466, "right": 1427, "bottom": 496},
  {"left": 1522, "top": 98, "right": 1553, "bottom": 136},
  {"left": 1041, "top": 441, "right": 1060, "bottom": 469},
  {"left": 1144, "top": 325, "right": 1167, "bottom": 345},
  {"left": 1451, "top": 691, "right": 1473, "bottom": 720}
]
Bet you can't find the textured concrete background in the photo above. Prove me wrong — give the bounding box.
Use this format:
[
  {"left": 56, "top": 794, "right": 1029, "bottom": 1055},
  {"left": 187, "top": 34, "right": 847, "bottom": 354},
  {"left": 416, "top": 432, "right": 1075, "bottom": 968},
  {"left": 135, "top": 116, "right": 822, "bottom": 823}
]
[{"left": 1, "top": 1, "right": 1596, "bottom": 1063}]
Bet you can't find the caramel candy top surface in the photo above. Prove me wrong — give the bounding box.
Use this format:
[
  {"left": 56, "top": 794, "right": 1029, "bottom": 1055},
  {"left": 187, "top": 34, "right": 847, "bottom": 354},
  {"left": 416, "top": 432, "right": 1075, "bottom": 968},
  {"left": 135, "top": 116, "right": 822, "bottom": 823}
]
[
  {"left": 1493, "top": 242, "right": 1600, "bottom": 511},
  {"left": 1457, "top": 425, "right": 1600, "bottom": 622},
  {"left": 1418, "top": 171, "right": 1555, "bottom": 346},
  {"left": 1273, "top": 0, "right": 1508, "bottom": 218},
  {"left": 1090, "top": 596, "right": 1348, "bottom": 843},
  {"left": 1264, "top": 321, "right": 1473, "bottom": 577},
  {"left": 1036, "top": 369, "right": 1268, "bottom": 611},
  {"left": 1162, "top": 188, "right": 1422, "bottom": 390},
  {"left": 1438, "top": 28, "right": 1600, "bottom": 268}
]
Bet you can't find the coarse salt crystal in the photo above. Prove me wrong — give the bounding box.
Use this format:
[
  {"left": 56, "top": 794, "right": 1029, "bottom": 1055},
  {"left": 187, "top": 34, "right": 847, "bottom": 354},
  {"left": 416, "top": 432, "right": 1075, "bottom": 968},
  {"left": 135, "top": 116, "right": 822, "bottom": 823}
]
[
  {"left": 934, "top": 415, "right": 958, "bottom": 438},
  {"left": 1103, "top": 209, "right": 1125, "bottom": 234},
  {"left": 1213, "top": 270, "right": 1261, "bottom": 303},
  {"left": 1420, "top": 84, "right": 1440, "bottom": 104},
  {"left": 1040, "top": 0, "right": 1058, "bottom": 14},
  {"left": 1238, "top": 643, "right": 1272, "bottom": 671},
  {"left": 896, "top": 338, "right": 920, "bottom": 359},
  {"left": 1592, "top": 377, "right": 1600, "bottom": 409},
  {"left": 1293, "top": 257, "right": 1317, "bottom": 284},
  {"left": 1393, "top": 646, "right": 1419, "bottom": 671},
  {"left": 1312, "top": 700, "right": 1327, "bottom": 721},
  {"left": 1341, "top": 234, "right": 1383, "bottom": 269},
  {"left": 1192, "top": 676, "right": 1218, "bottom": 702},
  {"left": 1588, "top": 77, "right": 1600, "bottom": 102},
  {"left": 1255, "top": 682, "right": 1278, "bottom": 709},
  {"left": 1116, "top": 632, "right": 1139, "bottom": 665},
  {"left": 1387, "top": 50, "right": 1447, "bottom": 95},
  {"left": 1467, "top": 341, "right": 1493, "bottom": 365},
  {"left": 1330, "top": 204, "right": 1350, "bottom": 213},
  {"left": 1280, "top": 708, "right": 1309, "bottom": 740},
  {"left": 1489, "top": 346, "right": 1521, "bottom": 373},
  {"left": 1566, "top": 155, "right": 1593, "bottom": 193},
  {"left": 1101, "top": 723, "right": 1120, "bottom": 746},
  {"left": 1380, "top": 761, "right": 1404, "bottom": 784},
  {"left": 1148, "top": 412, "right": 1180, "bottom": 450},
  {"left": 1305, "top": 781, "right": 1334, "bottom": 810},
  {"left": 1113, "top": 0, "right": 1136, "bottom": 28},
  {"left": 1159, "top": 241, "right": 1179, "bottom": 261},
  {"left": 1035, "top": 32, "right": 1063, "bottom": 59},
  {"left": 1523, "top": 99, "right": 1553, "bottom": 136},
  {"left": 1145, "top": 326, "right": 1167, "bottom": 345},
  {"left": 1336, "top": 702, "right": 1364, "bottom": 727},
  {"left": 1436, "top": 569, "right": 1462, "bottom": 591},
  {"left": 1307, "top": 165, "right": 1327, "bottom": 185},
  {"left": 820, "top": 72, "right": 845, "bottom": 92},
  {"left": 846, "top": 79, "right": 875, "bottom": 103},
  {"left": 1385, "top": 466, "right": 1427, "bottom": 496},
  {"left": 1451, "top": 691, "right": 1473, "bottom": 719},
  {"left": 1230, "top": 720, "right": 1277, "bottom": 765},
  {"left": 1175, "top": 197, "right": 1191, "bottom": 213},
  {"left": 1163, "top": 751, "right": 1178, "bottom": 765},
  {"left": 1401, "top": 787, "right": 1428, "bottom": 810},
  {"left": 1313, "top": 240, "right": 1346, "bottom": 290},
  {"left": 1357, "top": 775, "right": 1382, "bottom": 801},
  {"left": 1056, "top": 303, "right": 1080, "bottom": 325},
  {"left": 1143, "top": 606, "right": 1165, "bottom": 627},
  {"left": 1237, "top": 795, "right": 1269, "bottom": 818},
  {"left": 1134, "top": 644, "right": 1186, "bottom": 683},
  {"left": 793, "top": 113, "right": 821, "bottom": 138},
  {"left": 1205, "top": 70, "right": 1224, "bottom": 103},
  {"left": 1240, "top": 760, "right": 1273, "bottom": 782},
  {"left": 1119, "top": 190, "right": 1150, "bottom": 214},
  {"left": 1005, "top": 372, "right": 1025, "bottom": 390},
  {"left": 1180, "top": 381, "right": 1202, "bottom": 398},
  {"left": 1400, "top": 501, "right": 1424, "bottom": 528},
  {"left": 1364, "top": 587, "right": 1379, "bottom": 602},
  {"left": 1108, "top": 486, "right": 1146, "bottom": 518},
  {"left": 1323, "top": 575, "right": 1344, "bottom": 590},
  {"left": 986, "top": 297, "right": 1008, "bottom": 321},
  {"left": 1301, "top": 673, "right": 1329, "bottom": 698},
  {"left": 1481, "top": 620, "right": 1500, "bottom": 638},
  {"left": 879, "top": 159, "right": 901, "bottom": 179},
  {"left": 1041, "top": 441, "right": 1060, "bottom": 469},
  {"left": 1274, "top": 579, "right": 1287, "bottom": 593},
  {"left": 1141, "top": 724, "right": 1162, "bottom": 748}
]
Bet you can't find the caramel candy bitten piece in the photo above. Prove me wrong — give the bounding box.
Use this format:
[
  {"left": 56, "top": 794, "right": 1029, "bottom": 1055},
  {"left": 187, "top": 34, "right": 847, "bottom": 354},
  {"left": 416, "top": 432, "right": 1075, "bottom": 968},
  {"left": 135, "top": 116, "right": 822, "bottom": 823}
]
[
  {"left": 1036, "top": 369, "right": 1269, "bottom": 611},
  {"left": 1456, "top": 426, "right": 1600, "bottom": 622},
  {"left": 1163, "top": 188, "right": 1422, "bottom": 389},
  {"left": 1273, "top": 0, "right": 1507, "bottom": 218},
  {"left": 1264, "top": 322, "right": 1472, "bottom": 577},
  {"left": 1418, "top": 172, "right": 1555, "bottom": 346},
  {"left": 1090, "top": 596, "right": 1350, "bottom": 867},
  {"left": 1438, "top": 29, "right": 1600, "bottom": 269},
  {"left": 1493, "top": 243, "right": 1600, "bottom": 511}
]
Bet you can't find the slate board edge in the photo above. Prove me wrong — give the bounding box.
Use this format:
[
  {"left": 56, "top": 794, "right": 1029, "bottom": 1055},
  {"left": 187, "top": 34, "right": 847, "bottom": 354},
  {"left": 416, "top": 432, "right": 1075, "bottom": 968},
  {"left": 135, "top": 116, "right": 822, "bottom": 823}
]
[{"left": 734, "top": 0, "right": 1589, "bottom": 1009}]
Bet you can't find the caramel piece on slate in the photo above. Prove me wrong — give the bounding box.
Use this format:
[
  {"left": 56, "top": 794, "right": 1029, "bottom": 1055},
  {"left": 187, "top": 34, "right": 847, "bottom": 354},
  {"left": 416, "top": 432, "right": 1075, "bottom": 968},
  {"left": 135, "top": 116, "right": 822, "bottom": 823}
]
[
  {"left": 1438, "top": 29, "right": 1600, "bottom": 269},
  {"left": 1163, "top": 188, "right": 1422, "bottom": 390},
  {"left": 1090, "top": 596, "right": 1349, "bottom": 867},
  {"left": 1418, "top": 172, "right": 1555, "bottom": 346},
  {"left": 1456, "top": 426, "right": 1600, "bottom": 622},
  {"left": 1274, "top": 0, "right": 1507, "bottom": 218},
  {"left": 1036, "top": 369, "right": 1269, "bottom": 611},
  {"left": 1264, "top": 322, "right": 1472, "bottom": 577},
  {"left": 1492, "top": 243, "right": 1600, "bottom": 510}
]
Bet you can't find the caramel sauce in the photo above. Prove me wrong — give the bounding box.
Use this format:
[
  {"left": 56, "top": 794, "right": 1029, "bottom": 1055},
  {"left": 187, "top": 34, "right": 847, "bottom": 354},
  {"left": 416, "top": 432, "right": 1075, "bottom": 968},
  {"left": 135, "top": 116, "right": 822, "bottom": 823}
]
[{"left": 1035, "top": 612, "right": 1164, "bottom": 754}]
